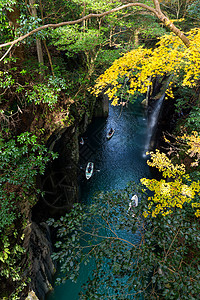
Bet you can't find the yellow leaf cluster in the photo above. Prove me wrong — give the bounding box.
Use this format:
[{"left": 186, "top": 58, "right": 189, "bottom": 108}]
[
  {"left": 146, "top": 150, "right": 185, "bottom": 178},
  {"left": 141, "top": 150, "right": 200, "bottom": 218},
  {"left": 91, "top": 28, "right": 200, "bottom": 105},
  {"left": 180, "top": 131, "right": 200, "bottom": 166}
]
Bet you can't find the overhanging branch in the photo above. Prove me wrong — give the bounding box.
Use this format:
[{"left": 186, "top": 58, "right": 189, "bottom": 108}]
[
  {"left": 0, "top": 3, "right": 156, "bottom": 49},
  {"left": 0, "top": 0, "right": 190, "bottom": 56},
  {"left": 0, "top": 44, "right": 14, "bottom": 62}
]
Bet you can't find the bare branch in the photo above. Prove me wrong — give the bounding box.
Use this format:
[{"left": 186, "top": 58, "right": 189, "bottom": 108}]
[{"left": 0, "top": 44, "right": 14, "bottom": 62}]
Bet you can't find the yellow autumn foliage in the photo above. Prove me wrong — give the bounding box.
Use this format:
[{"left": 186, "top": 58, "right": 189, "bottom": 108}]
[
  {"left": 91, "top": 28, "right": 200, "bottom": 105},
  {"left": 180, "top": 131, "right": 200, "bottom": 166},
  {"left": 141, "top": 148, "right": 200, "bottom": 218}
]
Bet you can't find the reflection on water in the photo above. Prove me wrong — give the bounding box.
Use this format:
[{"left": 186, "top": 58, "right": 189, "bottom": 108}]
[{"left": 46, "top": 99, "right": 150, "bottom": 300}]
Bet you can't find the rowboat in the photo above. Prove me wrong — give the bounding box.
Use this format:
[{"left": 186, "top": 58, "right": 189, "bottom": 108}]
[
  {"left": 107, "top": 128, "right": 115, "bottom": 140},
  {"left": 128, "top": 194, "right": 138, "bottom": 217},
  {"left": 80, "top": 137, "right": 84, "bottom": 145},
  {"left": 130, "top": 194, "right": 138, "bottom": 207},
  {"left": 85, "top": 162, "right": 94, "bottom": 179}
]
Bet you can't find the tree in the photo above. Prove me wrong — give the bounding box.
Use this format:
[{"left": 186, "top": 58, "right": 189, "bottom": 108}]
[
  {"left": 141, "top": 148, "right": 200, "bottom": 218},
  {"left": 0, "top": 0, "right": 191, "bottom": 61},
  {"left": 49, "top": 2, "right": 162, "bottom": 79},
  {"left": 48, "top": 183, "right": 147, "bottom": 299},
  {"left": 160, "top": 0, "right": 191, "bottom": 19},
  {"left": 48, "top": 144, "right": 200, "bottom": 299},
  {"left": 47, "top": 129, "right": 200, "bottom": 299},
  {"left": 0, "top": 132, "right": 58, "bottom": 299},
  {"left": 0, "top": 1, "right": 199, "bottom": 298},
  {"left": 91, "top": 27, "right": 200, "bottom": 105},
  {"left": 29, "top": 0, "right": 44, "bottom": 71}
]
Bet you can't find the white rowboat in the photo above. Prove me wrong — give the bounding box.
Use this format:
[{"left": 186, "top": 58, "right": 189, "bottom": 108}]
[
  {"left": 85, "top": 162, "right": 94, "bottom": 179},
  {"left": 80, "top": 137, "right": 84, "bottom": 145},
  {"left": 130, "top": 194, "right": 138, "bottom": 207},
  {"left": 128, "top": 194, "right": 138, "bottom": 217}
]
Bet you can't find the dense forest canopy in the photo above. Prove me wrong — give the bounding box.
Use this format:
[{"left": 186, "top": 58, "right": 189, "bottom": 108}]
[
  {"left": 0, "top": 0, "right": 195, "bottom": 50},
  {"left": 0, "top": 0, "right": 200, "bottom": 299}
]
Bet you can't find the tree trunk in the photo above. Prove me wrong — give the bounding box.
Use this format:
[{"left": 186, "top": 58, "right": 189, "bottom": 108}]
[
  {"left": 152, "top": 0, "right": 190, "bottom": 47},
  {"left": 29, "top": 0, "right": 44, "bottom": 75},
  {"left": 36, "top": 38, "right": 44, "bottom": 66},
  {"left": 6, "top": 5, "right": 20, "bottom": 29},
  {"left": 156, "top": 11, "right": 190, "bottom": 47},
  {"left": 134, "top": 29, "right": 140, "bottom": 47}
]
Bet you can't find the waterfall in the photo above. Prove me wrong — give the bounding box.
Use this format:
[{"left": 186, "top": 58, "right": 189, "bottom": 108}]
[{"left": 143, "top": 93, "right": 165, "bottom": 157}]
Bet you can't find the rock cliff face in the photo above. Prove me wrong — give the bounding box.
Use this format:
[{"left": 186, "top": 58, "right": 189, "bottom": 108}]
[
  {"left": 27, "top": 127, "right": 79, "bottom": 299},
  {"left": 25, "top": 94, "right": 109, "bottom": 299},
  {"left": 24, "top": 222, "right": 55, "bottom": 300},
  {"left": 93, "top": 94, "right": 109, "bottom": 118}
]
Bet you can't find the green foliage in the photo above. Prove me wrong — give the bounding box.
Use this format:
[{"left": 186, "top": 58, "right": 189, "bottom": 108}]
[
  {"left": 27, "top": 83, "right": 58, "bottom": 107},
  {"left": 174, "top": 87, "right": 195, "bottom": 113},
  {"left": 48, "top": 183, "right": 145, "bottom": 298},
  {"left": 140, "top": 204, "right": 200, "bottom": 299},
  {"left": 51, "top": 25, "right": 105, "bottom": 55},
  {"left": 174, "top": 86, "right": 200, "bottom": 133},
  {"left": 0, "top": 131, "right": 57, "bottom": 232},
  {"left": 0, "top": 0, "right": 16, "bottom": 11},
  {"left": 26, "top": 76, "right": 68, "bottom": 107},
  {"left": 95, "top": 49, "right": 123, "bottom": 69},
  {"left": 130, "top": 14, "right": 167, "bottom": 42},
  {"left": 0, "top": 228, "right": 28, "bottom": 300},
  {"left": 71, "top": 0, "right": 122, "bottom": 13},
  {"left": 41, "top": 0, "right": 81, "bottom": 24},
  {"left": 0, "top": 234, "right": 25, "bottom": 280},
  {"left": 0, "top": 12, "right": 12, "bottom": 43},
  {"left": 0, "top": 131, "right": 58, "bottom": 297},
  {"left": 49, "top": 177, "right": 200, "bottom": 299},
  {"left": 187, "top": 1, "right": 200, "bottom": 20},
  {"left": 0, "top": 71, "right": 15, "bottom": 90},
  {"left": 185, "top": 107, "right": 200, "bottom": 132},
  {"left": 139, "top": 22, "right": 166, "bottom": 40},
  {"left": 17, "top": 14, "right": 44, "bottom": 40}
]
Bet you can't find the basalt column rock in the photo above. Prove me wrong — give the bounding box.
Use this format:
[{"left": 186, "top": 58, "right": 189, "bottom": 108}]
[
  {"left": 23, "top": 222, "right": 55, "bottom": 300},
  {"left": 32, "top": 126, "right": 79, "bottom": 219},
  {"left": 26, "top": 126, "right": 80, "bottom": 299}
]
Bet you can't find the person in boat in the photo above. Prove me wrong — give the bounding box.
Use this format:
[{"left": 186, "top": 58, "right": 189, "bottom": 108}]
[
  {"left": 80, "top": 137, "right": 84, "bottom": 145},
  {"left": 128, "top": 195, "right": 138, "bottom": 211},
  {"left": 109, "top": 128, "right": 114, "bottom": 135},
  {"left": 88, "top": 163, "right": 92, "bottom": 173}
]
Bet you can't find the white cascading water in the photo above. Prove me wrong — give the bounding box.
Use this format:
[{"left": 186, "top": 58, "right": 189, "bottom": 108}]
[{"left": 143, "top": 93, "right": 165, "bottom": 157}]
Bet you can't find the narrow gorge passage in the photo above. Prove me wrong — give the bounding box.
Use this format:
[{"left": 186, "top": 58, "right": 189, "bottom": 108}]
[{"left": 47, "top": 98, "right": 151, "bottom": 300}]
